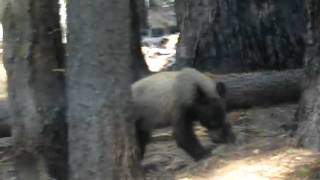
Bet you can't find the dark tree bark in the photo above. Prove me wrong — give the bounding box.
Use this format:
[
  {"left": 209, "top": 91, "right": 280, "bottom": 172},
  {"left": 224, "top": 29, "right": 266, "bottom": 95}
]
[
  {"left": 295, "top": 0, "right": 320, "bottom": 150},
  {"left": 67, "top": 0, "right": 144, "bottom": 179},
  {"left": 132, "top": 0, "right": 150, "bottom": 79},
  {"left": 0, "top": 100, "right": 10, "bottom": 137},
  {"left": 2, "top": 0, "right": 67, "bottom": 180},
  {"left": 136, "top": 0, "right": 149, "bottom": 30},
  {"left": 174, "top": 0, "right": 306, "bottom": 73},
  {"left": 174, "top": 0, "right": 183, "bottom": 28}
]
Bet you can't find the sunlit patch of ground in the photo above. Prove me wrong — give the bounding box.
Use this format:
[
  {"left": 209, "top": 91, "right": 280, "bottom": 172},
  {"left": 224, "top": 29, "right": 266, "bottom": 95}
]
[{"left": 176, "top": 148, "right": 320, "bottom": 180}]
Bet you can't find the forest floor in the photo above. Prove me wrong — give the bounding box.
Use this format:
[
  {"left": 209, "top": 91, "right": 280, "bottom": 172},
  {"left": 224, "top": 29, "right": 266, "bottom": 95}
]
[{"left": 143, "top": 104, "right": 320, "bottom": 180}]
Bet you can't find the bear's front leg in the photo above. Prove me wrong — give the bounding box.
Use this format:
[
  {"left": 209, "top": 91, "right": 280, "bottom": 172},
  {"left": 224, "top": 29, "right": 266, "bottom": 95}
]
[{"left": 173, "top": 119, "right": 211, "bottom": 161}]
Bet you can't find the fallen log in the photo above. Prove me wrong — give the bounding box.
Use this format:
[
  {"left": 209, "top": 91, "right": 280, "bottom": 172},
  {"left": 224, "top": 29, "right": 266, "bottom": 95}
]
[
  {"left": 206, "top": 69, "right": 304, "bottom": 111},
  {"left": 0, "top": 69, "right": 304, "bottom": 137}
]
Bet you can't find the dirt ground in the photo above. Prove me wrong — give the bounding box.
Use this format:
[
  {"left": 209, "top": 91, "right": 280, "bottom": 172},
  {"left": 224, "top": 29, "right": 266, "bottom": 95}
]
[
  {"left": 0, "top": 99, "right": 317, "bottom": 180},
  {"left": 143, "top": 104, "right": 320, "bottom": 180}
]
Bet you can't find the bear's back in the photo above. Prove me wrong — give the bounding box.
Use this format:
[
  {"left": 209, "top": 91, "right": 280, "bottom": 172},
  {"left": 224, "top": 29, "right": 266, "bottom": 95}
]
[{"left": 131, "top": 72, "right": 179, "bottom": 129}]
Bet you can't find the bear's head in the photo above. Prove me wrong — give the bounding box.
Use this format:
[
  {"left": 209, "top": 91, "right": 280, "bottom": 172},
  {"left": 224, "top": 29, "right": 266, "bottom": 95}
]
[{"left": 193, "top": 82, "right": 236, "bottom": 144}]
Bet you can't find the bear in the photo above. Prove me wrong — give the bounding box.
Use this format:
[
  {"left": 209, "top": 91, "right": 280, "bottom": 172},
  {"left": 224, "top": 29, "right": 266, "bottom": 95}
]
[{"left": 131, "top": 68, "right": 235, "bottom": 161}]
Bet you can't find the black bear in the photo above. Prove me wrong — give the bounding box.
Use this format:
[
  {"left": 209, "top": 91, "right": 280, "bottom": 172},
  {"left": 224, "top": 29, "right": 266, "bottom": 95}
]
[{"left": 131, "top": 68, "right": 235, "bottom": 161}]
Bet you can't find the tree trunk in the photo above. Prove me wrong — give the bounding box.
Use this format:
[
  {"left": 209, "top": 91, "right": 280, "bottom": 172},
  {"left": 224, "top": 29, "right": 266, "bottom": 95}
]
[
  {"left": 148, "top": 0, "right": 158, "bottom": 8},
  {"left": 174, "top": 0, "right": 306, "bottom": 73},
  {"left": 136, "top": 0, "right": 149, "bottom": 30},
  {"left": 0, "top": 100, "right": 10, "bottom": 137},
  {"left": 207, "top": 69, "right": 303, "bottom": 110},
  {"left": 131, "top": 0, "right": 150, "bottom": 79},
  {"left": 295, "top": 0, "right": 320, "bottom": 150},
  {"left": 174, "top": 0, "right": 183, "bottom": 27},
  {"left": 2, "top": 0, "right": 67, "bottom": 180},
  {"left": 67, "top": 0, "right": 144, "bottom": 179}
]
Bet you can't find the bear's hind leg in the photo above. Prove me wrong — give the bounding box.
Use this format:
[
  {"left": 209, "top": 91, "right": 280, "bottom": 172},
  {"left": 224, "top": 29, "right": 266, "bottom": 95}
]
[{"left": 135, "top": 119, "right": 151, "bottom": 160}]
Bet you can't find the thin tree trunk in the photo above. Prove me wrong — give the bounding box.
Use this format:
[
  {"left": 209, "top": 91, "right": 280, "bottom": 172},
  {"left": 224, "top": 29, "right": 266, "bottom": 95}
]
[
  {"left": 174, "top": 0, "right": 183, "bottom": 27},
  {"left": 136, "top": 0, "right": 149, "bottom": 30},
  {"left": 2, "top": 0, "right": 67, "bottom": 180},
  {"left": 67, "top": 0, "right": 144, "bottom": 179},
  {"left": 0, "top": 100, "right": 10, "bottom": 137},
  {"left": 131, "top": 0, "right": 150, "bottom": 79},
  {"left": 174, "top": 0, "right": 305, "bottom": 73},
  {"left": 296, "top": 0, "right": 320, "bottom": 150}
]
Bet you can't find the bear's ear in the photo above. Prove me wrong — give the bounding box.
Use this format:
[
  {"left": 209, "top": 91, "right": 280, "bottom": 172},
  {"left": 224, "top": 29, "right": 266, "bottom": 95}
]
[
  {"left": 195, "top": 85, "right": 209, "bottom": 105},
  {"left": 216, "top": 82, "right": 226, "bottom": 98}
]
